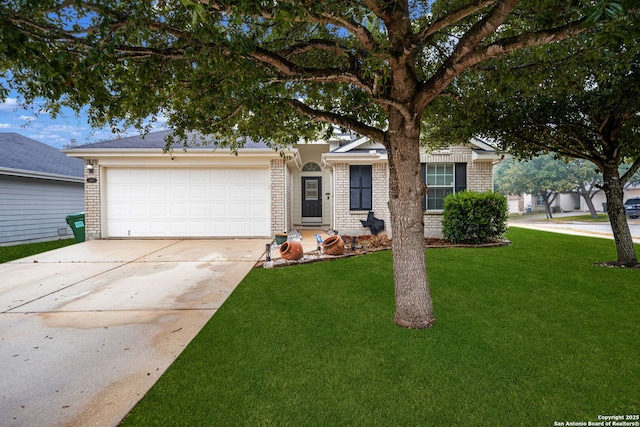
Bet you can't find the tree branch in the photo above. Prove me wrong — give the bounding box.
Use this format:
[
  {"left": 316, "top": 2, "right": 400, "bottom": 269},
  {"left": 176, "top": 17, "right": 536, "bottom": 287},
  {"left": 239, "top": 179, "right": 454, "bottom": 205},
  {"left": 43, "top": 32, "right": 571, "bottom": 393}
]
[
  {"left": 276, "top": 39, "right": 349, "bottom": 60},
  {"left": 249, "top": 47, "right": 369, "bottom": 90},
  {"left": 198, "top": 0, "right": 377, "bottom": 50},
  {"left": 621, "top": 156, "right": 640, "bottom": 186},
  {"left": 462, "top": 19, "right": 587, "bottom": 66},
  {"left": 288, "top": 98, "right": 386, "bottom": 143},
  {"left": 416, "top": 0, "right": 497, "bottom": 44}
]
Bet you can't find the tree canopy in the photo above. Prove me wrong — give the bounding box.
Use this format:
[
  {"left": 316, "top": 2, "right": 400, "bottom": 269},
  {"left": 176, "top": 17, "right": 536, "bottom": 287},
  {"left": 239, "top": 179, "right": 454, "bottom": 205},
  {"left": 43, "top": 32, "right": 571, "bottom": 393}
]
[
  {"left": 425, "top": 4, "right": 639, "bottom": 265},
  {"left": 1, "top": 0, "right": 596, "bottom": 146},
  {"left": 1, "top": 0, "right": 607, "bottom": 326}
]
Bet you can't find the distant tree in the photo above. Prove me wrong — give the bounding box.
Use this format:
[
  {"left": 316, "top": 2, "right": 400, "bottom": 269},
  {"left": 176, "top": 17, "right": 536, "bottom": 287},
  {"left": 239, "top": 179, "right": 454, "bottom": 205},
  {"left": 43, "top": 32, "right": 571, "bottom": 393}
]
[
  {"left": 567, "top": 160, "right": 602, "bottom": 218},
  {"left": 495, "top": 155, "right": 575, "bottom": 218}
]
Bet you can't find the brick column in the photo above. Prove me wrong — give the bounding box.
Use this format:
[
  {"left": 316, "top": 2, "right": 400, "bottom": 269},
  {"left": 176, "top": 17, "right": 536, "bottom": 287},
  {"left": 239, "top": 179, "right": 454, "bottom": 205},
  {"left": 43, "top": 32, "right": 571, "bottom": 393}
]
[
  {"left": 84, "top": 159, "right": 102, "bottom": 240},
  {"left": 270, "top": 159, "right": 286, "bottom": 235}
]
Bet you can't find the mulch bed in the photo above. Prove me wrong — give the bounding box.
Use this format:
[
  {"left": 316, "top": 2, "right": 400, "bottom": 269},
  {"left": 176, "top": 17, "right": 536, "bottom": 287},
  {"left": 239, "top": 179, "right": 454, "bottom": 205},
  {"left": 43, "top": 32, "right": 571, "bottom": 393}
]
[{"left": 256, "top": 235, "right": 511, "bottom": 269}]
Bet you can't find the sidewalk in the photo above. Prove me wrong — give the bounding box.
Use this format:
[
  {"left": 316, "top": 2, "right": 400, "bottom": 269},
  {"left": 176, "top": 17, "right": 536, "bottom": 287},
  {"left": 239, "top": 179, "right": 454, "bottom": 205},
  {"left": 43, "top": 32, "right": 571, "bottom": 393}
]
[{"left": 508, "top": 212, "right": 640, "bottom": 244}]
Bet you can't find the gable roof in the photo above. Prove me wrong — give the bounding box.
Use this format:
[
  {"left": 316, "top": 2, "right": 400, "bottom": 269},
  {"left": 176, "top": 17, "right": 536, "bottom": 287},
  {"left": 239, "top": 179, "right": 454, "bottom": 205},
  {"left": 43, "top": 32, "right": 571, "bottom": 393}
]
[
  {"left": 0, "top": 133, "right": 84, "bottom": 180},
  {"left": 69, "top": 129, "right": 272, "bottom": 150}
]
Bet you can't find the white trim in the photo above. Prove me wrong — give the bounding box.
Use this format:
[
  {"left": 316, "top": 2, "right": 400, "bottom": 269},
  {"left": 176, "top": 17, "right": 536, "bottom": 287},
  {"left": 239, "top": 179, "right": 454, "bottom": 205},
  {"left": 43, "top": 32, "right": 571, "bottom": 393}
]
[
  {"left": 322, "top": 151, "right": 388, "bottom": 164},
  {"left": 332, "top": 136, "right": 369, "bottom": 153},
  {"left": 472, "top": 150, "right": 502, "bottom": 162},
  {"left": 333, "top": 137, "right": 384, "bottom": 153},
  {"left": 469, "top": 137, "right": 497, "bottom": 152},
  {"left": 0, "top": 167, "right": 84, "bottom": 183}
]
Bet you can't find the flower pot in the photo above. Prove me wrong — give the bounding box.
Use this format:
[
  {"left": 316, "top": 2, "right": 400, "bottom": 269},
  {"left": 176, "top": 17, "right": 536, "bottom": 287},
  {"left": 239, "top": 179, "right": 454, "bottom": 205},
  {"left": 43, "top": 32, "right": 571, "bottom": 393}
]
[
  {"left": 322, "top": 235, "right": 345, "bottom": 256},
  {"left": 275, "top": 233, "right": 288, "bottom": 245},
  {"left": 279, "top": 241, "right": 303, "bottom": 260}
]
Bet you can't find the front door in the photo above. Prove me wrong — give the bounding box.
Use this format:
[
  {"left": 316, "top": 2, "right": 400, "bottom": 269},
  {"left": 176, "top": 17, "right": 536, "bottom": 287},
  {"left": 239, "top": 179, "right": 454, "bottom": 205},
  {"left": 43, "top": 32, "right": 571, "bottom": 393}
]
[{"left": 302, "top": 177, "right": 322, "bottom": 223}]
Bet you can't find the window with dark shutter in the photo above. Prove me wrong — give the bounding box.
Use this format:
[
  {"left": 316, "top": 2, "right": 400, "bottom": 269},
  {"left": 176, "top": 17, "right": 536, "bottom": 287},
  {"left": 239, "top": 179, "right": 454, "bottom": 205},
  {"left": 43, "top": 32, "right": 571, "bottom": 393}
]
[{"left": 421, "top": 162, "right": 467, "bottom": 210}]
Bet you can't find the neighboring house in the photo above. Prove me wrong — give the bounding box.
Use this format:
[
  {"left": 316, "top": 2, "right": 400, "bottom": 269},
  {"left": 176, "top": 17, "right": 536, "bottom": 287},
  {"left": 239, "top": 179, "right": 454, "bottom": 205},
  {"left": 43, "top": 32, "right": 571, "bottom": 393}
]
[
  {"left": 64, "top": 130, "right": 500, "bottom": 240},
  {"left": 511, "top": 186, "right": 640, "bottom": 215},
  {"left": 0, "top": 133, "right": 84, "bottom": 245}
]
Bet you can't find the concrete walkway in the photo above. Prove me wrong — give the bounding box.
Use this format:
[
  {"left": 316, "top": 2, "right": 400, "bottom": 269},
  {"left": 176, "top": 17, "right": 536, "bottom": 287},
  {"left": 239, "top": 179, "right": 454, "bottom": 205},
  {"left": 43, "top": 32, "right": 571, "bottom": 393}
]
[{"left": 0, "top": 238, "right": 268, "bottom": 427}]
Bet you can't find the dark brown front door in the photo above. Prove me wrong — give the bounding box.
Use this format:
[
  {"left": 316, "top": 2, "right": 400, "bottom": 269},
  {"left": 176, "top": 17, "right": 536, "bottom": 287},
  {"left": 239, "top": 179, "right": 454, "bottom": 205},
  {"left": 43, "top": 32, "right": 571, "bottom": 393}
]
[{"left": 302, "top": 177, "right": 322, "bottom": 222}]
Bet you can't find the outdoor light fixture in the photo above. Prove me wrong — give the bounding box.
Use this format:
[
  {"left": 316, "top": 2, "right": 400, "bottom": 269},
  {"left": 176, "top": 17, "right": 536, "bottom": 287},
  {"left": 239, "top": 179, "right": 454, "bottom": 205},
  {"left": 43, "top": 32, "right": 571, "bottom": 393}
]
[
  {"left": 86, "top": 163, "right": 94, "bottom": 173},
  {"left": 351, "top": 236, "right": 356, "bottom": 251},
  {"left": 265, "top": 243, "right": 271, "bottom": 262}
]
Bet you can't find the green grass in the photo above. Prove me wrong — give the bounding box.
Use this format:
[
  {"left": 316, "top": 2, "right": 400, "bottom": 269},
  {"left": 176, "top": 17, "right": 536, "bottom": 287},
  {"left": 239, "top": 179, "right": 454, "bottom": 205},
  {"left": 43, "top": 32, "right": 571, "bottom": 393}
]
[
  {"left": 0, "top": 239, "right": 77, "bottom": 264},
  {"left": 550, "top": 213, "right": 610, "bottom": 222},
  {"left": 122, "top": 228, "right": 640, "bottom": 426}
]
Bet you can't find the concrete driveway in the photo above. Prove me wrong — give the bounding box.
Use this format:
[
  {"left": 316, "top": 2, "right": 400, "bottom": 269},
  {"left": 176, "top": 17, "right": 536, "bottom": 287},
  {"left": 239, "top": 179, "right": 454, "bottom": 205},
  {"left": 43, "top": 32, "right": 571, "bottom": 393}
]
[{"left": 0, "top": 238, "right": 268, "bottom": 427}]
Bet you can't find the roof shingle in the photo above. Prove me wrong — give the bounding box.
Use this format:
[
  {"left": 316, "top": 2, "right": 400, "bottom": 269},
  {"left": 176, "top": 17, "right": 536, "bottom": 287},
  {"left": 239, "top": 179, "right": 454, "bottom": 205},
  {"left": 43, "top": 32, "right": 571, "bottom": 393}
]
[{"left": 0, "top": 133, "right": 83, "bottom": 177}]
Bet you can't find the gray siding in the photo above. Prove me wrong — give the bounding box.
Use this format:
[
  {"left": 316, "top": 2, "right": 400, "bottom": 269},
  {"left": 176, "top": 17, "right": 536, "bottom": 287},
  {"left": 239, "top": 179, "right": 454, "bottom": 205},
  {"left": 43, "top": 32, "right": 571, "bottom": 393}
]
[{"left": 0, "top": 175, "right": 84, "bottom": 245}]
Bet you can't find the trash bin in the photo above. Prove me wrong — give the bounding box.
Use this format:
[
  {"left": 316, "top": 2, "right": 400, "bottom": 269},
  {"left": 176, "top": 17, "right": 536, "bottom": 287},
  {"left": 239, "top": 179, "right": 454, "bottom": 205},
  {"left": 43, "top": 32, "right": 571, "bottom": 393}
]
[
  {"left": 65, "top": 212, "right": 86, "bottom": 243},
  {"left": 602, "top": 203, "right": 607, "bottom": 213}
]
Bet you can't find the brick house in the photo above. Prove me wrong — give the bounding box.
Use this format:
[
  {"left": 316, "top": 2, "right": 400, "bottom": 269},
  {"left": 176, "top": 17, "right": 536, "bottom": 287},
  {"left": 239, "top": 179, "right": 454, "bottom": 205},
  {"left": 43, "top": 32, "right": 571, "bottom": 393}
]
[{"left": 65, "top": 130, "right": 500, "bottom": 240}]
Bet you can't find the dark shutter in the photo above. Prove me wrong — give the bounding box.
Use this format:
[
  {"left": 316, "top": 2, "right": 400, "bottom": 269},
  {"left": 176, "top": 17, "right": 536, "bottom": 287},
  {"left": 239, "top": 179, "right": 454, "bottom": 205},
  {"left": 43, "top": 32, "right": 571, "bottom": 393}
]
[
  {"left": 421, "top": 163, "right": 426, "bottom": 210},
  {"left": 455, "top": 163, "right": 467, "bottom": 193},
  {"left": 350, "top": 165, "right": 372, "bottom": 210}
]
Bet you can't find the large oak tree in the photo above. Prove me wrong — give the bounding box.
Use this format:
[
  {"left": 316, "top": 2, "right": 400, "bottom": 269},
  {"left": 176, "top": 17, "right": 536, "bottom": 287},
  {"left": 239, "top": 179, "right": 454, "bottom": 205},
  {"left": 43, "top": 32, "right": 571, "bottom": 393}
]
[{"left": 1, "top": 1, "right": 596, "bottom": 327}]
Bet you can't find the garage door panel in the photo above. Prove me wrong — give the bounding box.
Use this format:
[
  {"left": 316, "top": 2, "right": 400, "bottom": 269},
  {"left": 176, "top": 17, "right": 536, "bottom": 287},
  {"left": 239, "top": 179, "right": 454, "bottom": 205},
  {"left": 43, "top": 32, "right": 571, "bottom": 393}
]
[
  {"left": 106, "top": 167, "right": 270, "bottom": 237},
  {"left": 170, "top": 204, "right": 188, "bottom": 217},
  {"left": 190, "top": 185, "right": 209, "bottom": 199},
  {"left": 190, "top": 204, "right": 209, "bottom": 217},
  {"left": 149, "top": 203, "right": 170, "bottom": 216}
]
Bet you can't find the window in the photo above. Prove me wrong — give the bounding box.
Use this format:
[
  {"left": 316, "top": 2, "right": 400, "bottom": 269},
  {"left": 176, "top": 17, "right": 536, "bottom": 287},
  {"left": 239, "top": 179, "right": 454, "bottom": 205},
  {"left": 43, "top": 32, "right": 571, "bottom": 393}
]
[
  {"left": 350, "top": 165, "right": 372, "bottom": 211},
  {"left": 422, "top": 163, "right": 467, "bottom": 210},
  {"left": 302, "top": 162, "right": 321, "bottom": 172}
]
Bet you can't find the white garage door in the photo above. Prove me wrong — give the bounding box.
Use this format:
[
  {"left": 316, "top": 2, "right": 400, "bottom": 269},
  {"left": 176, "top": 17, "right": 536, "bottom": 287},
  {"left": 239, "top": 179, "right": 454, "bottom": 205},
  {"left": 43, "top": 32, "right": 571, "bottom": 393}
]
[{"left": 105, "top": 168, "right": 270, "bottom": 237}]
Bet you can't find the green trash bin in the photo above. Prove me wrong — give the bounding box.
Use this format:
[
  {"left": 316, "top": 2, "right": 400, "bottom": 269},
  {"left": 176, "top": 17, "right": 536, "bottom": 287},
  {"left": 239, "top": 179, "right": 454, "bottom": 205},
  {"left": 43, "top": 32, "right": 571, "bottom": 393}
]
[{"left": 65, "top": 212, "right": 86, "bottom": 243}]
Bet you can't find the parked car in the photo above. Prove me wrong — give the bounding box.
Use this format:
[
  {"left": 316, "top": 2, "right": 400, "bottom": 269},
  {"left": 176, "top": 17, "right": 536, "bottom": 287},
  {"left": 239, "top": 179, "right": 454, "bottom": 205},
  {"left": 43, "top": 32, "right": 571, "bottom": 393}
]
[{"left": 624, "top": 197, "right": 640, "bottom": 219}]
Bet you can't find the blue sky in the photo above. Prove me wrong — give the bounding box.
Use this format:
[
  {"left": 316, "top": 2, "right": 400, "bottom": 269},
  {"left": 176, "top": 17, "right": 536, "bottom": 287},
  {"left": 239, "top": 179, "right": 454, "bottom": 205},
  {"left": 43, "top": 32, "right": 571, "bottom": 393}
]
[{"left": 0, "top": 91, "right": 168, "bottom": 149}]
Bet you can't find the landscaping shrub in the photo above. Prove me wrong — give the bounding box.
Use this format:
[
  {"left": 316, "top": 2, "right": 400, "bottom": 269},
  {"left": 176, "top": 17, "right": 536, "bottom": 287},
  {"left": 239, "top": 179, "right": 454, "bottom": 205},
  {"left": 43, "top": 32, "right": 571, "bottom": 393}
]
[{"left": 442, "top": 191, "right": 508, "bottom": 244}]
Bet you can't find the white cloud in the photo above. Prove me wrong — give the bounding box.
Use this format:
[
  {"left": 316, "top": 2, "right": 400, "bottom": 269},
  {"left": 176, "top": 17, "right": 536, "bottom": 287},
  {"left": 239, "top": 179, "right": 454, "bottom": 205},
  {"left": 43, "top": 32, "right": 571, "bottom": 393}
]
[
  {"left": 44, "top": 124, "right": 85, "bottom": 133},
  {"left": 19, "top": 115, "right": 35, "bottom": 121},
  {"left": 0, "top": 123, "right": 12, "bottom": 128},
  {"left": 0, "top": 97, "right": 18, "bottom": 111}
]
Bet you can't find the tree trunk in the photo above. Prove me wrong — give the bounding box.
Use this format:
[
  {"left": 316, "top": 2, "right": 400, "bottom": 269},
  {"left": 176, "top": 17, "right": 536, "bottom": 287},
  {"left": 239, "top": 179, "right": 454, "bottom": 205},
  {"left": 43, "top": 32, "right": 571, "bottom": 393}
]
[
  {"left": 577, "top": 187, "right": 599, "bottom": 218},
  {"left": 602, "top": 165, "right": 638, "bottom": 266},
  {"left": 584, "top": 193, "right": 599, "bottom": 218},
  {"left": 541, "top": 192, "right": 553, "bottom": 219},
  {"left": 386, "top": 115, "right": 435, "bottom": 329}
]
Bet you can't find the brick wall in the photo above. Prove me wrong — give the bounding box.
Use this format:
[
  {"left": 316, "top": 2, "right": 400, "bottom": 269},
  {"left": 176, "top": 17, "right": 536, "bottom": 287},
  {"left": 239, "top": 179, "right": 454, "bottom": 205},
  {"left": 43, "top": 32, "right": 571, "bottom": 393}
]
[
  {"left": 332, "top": 162, "right": 390, "bottom": 235},
  {"left": 467, "top": 161, "right": 493, "bottom": 192},
  {"left": 270, "top": 158, "right": 287, "bottom": 235},
  {"left": 333, "top": 145, "right": 495, "bottom": 238},
  {"left": 84, "top": 159, "right": 102, "bottom": 240}
]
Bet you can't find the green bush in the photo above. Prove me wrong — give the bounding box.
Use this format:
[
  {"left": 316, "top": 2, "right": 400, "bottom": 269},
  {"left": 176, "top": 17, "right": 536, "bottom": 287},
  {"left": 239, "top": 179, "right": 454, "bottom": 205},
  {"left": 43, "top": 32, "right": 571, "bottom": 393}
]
[{"left": 442, "top": 191, "right": 508, "bottom": 244}]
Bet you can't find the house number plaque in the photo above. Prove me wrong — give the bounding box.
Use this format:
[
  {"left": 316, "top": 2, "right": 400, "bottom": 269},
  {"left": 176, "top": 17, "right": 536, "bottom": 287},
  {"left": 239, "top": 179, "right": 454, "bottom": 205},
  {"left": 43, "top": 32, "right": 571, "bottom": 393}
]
[{"left": 87, "top": 177, "right": 97, "bottom": 183}]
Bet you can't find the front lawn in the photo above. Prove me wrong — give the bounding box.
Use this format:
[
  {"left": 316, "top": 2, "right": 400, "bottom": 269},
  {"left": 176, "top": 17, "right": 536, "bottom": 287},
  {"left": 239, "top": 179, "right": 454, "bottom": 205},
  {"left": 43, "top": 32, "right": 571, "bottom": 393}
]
[
  {"left": 550, "top": 213, "right": 610, "bottom": 222},
  {"left": 122, "top": 228, "right": 639, "bottom": 426},
  {"left": 0, "top": 238, "right": 76, "bottom": 264}
]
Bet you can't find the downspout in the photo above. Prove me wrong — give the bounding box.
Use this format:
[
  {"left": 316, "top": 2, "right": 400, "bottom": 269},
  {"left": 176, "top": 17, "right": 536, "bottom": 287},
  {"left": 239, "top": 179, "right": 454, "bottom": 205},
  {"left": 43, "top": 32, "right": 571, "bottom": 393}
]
[
  {"left": 284, "top": 151, "right": 301, "bottom": 232},
  {"left": 284, "top": 157, "right": 290, "bottom": 232},
  {"left": 491, "top": 154, "right": 505, "bottom": 192},
  {"left": 322, "top": 156, "right": 335, "bottom": 232}
]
